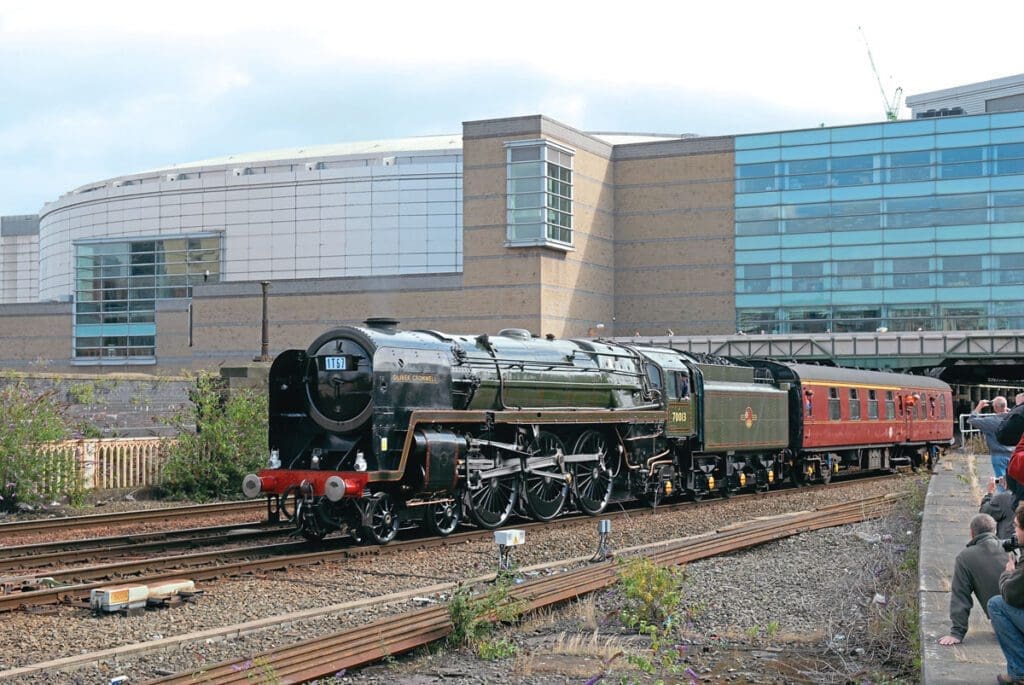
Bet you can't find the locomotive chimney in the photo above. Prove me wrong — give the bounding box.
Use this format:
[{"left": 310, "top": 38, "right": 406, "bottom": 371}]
[{"left": 364, "top": 317, "right": 400, "bottom": 334}]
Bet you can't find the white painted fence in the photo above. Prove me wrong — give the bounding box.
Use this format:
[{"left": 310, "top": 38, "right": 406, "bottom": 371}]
[{"left": 42, "top": 438, "right": 168, "bottom": 492}]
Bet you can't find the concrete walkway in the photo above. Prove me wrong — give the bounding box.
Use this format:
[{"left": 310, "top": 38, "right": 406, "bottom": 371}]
[{"left": 920, "top": 449, "right": 1007, "bottom": 685}]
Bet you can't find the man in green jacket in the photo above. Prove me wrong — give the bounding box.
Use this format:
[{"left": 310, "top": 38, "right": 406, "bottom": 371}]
[
  {"left": 938, "top": 513, "right": 1008, "bottom": 646},
  {"left": 988, "top": 506, "right": 1024, "bottom": 684}
]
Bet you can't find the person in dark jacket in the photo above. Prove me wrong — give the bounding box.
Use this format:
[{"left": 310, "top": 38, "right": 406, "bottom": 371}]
[
  {"left": 997, "top": 396, "right": 1024, "bottom": 447},
  {"left": 972, "top": 397, "right": 1014, "bottom": 491},
  {"left": 996, "top": 396, "right": 1024, "bottom": 500},
  {"left": 982, "top": 477, "right": 1021, "bottom": 540},
  {"left": 938, "top": 513, "right": 1009, "bottom": 646},
  {"left": 987, "top": 506, "right": 1024, "bottom": 684}
]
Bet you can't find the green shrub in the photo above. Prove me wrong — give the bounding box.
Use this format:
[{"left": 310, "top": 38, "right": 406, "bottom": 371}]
[
  {"left": 0, "top": 376, "right": 72, "bottom": 511},
  {"left": 160, "top": 372, "right": 268, "bottom": 501},
  {"left": 616, "top": 556, "right": 689, "bottom": 677},
  {"left": 448, "top": 577, "right": 525, "bottom": 648}
]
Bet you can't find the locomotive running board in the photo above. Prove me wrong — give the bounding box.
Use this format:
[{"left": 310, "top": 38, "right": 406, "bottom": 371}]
[{"left": 373, "top": 409, "right": 656, "bottom": 483}]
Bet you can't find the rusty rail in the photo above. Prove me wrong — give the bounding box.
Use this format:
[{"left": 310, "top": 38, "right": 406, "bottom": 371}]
[
  {"left": 0, "top": 500, "right": 264, "bottom": 535},
  {"left": 148, "top": 493, "right": 898, "bottom": 684}
]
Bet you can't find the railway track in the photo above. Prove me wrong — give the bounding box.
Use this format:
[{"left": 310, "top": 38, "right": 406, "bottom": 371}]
[
  {"left": 0, "top": 500, "right": 266, "bottom": 535},
  {"left": 0, "top": 522, "right": 290, "bottom": 572},
  {"left": 146, "top": 493, "right": 898, "bottom": 684},
  {"left": 0, "top": 473, "right": 900, "bottom": 613}
]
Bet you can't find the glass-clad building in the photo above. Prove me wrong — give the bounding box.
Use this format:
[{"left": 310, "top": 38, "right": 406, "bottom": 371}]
[
  {"left": 734, "top": 111, "right": 1024, "bottom": 334},
  {"left": 74, "top": 235, "right": 221, "bottom": 359}
]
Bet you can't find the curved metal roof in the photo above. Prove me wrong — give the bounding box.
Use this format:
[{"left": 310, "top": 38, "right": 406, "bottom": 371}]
[
  {"left": 778, "top": 362, "right": 950, "bottom": 390},
  {"left": 153, "top": 134, "right": 463, "bottom": 172}
]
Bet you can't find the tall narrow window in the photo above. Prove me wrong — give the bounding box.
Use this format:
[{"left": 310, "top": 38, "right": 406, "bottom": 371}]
[
  {"left": 868, "top": 389, "right": 879, "bottom": 419},
  {"left": 849, "top": 388, "right": 861, "bottom": 420},
  {"left": 828, "top": 388, "right": 841, "bottom": 420},
  {"left": 506, "top": 140, "right": 574, "bottom": 248},
  {"left": 885, "top": 391, "right": 896, "bottom": 419}
]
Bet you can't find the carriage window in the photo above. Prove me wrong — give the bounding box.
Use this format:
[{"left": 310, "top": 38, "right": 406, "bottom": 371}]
[
  {"left": 849, "top": 388, "right": 861, "bottom": 420},
  {"left": 828, "top": 387, "right": 841, "bottom": 420},
  {"left": 868, "top": 389, "right": 879, "bottom": 419},
  {"left": 885, "top": 391, "right": 896, "bottom": 419},
  {"left": 929, "top": 395, "right": 936, "bottom": 418},
  {"left": 918, "top": 399, "right": 926, "bottom": 419},
  {"left": 939, "top": 396, "right": 947, "bottom": 419},
  {"left": 897, "top": 394, "right": 903, "bottom": 416}
]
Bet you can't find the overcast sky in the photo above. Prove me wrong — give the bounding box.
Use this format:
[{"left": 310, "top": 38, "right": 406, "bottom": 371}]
[{"left": 1, "top": 0, "right": 1021, "bottom": 214}]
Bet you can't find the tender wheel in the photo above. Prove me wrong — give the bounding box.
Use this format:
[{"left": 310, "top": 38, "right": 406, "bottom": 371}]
[
  {"left": 523, "top": 432, "right": 569, "bottom": 522},
  {"left": 790, "top": 460, "right": 807, "bottom": 487},
  {"left": 360, "top": 492, "right": 399, "bottom": 544},
  {"left": 571, "top": 430, "right": 613, "bottom": 516},
  {"left": 466, "top": 474, "right": 519, "bottom": 529},
  {"left": 424, "top": 500, "right": 461, "bottom": 536}
]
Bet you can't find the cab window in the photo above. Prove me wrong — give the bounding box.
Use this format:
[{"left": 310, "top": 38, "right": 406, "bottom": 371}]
[
  {"left": 645, "top": 363, "right": 663, "bottom": 391},
  {"left": 674, "top": 371, "right": 690, "bottom": 399}
]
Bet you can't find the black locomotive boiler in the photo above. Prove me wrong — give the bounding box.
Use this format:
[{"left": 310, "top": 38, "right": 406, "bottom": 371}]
[{"left": 242, "top": 319, "right": 953, "bottom": 542}]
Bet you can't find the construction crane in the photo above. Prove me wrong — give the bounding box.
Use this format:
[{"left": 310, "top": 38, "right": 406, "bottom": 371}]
[{"left": 858, "top": 26, "right": 902, "bottom": 121}]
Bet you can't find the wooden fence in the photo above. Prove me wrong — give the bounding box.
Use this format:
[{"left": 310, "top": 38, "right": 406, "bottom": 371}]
[{"left": 42, "top": 438, "right": 168, "bottom": 492}]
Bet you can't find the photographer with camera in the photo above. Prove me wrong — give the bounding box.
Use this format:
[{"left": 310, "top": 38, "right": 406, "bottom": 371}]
[
  {"left": 970, "top": 397, "right": 1013, "bottom": 492},
  {"left": 987, "top": 506, "right": 1024, "bottom": 684},
  {"left": 982, "top": 476, "right": 1021, "bottom": 540},
  {"left": 939, "top": 513, "right": 1010, "bottom": 646}
]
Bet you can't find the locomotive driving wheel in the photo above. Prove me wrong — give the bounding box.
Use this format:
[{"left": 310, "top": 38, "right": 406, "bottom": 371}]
[
  {"left": 360, "top": 492, "right": 399, "bottom": 544},
  {"left": 466, "top": 473, "right": 519, "bottom": 529},
  {"left": 571, "top": 430, "right": 613, "bottom": 516},
  {"left": 424, "top": 500, "right": 461, "bottom": 536},
  {"left": 523, "top": 431, "right": 569, "bottom": 521}
]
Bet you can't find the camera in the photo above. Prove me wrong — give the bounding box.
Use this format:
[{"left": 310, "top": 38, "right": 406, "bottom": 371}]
[{"left": 1003, "top": 534, "right": 1020, "bottom": 553}]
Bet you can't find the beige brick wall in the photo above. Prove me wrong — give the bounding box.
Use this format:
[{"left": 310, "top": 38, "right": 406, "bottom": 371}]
[
  {"left": 0, "top": 305, "right": 74, "bottom": 369},
  {"left": 613, "top": 150, "right": 735, "bottom": 335},
  {"left": 461, "top": 120, "right": 616, "bottom": 339}
]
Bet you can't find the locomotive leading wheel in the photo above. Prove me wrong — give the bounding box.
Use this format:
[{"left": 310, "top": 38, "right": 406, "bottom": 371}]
[
  {"left": 571, "top": 430, "right": 613, "bottom": 516},
  {"left": 523, "top": 431, "right": 569, "bottom": 522},
  {"left": 360, "top": 492, "right": 399, "bottom": 544},
  {"left": 295, "top": 499, "right": 327, "bottom": 542},
  {"left": 424, "top": 500, "right": 461, "bottom": 536},
  {"left": 466, "top": 473, "right": 519, "bottom": 529}
]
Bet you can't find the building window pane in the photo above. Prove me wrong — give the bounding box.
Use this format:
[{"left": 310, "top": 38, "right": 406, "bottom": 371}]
[
  {"left": 74, "top": 234, "right": 221, "bottom": 363},
  {"left": 942, "top": 255, "right": 982, "bottom": 286},
  {"left": 506, "top": 142, "right": 573, "bottom": 247},
  {"left": 892, "top": 258, "right": 931, "bottom": 288}
]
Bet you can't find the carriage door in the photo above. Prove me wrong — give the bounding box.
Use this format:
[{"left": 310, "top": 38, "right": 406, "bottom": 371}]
[{"left": 666, "top": 371, "right": 694, "bottom": 437}]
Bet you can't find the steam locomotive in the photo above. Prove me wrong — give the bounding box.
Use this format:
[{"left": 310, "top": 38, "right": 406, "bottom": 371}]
[{"left": 242, "top": 318, "right": 953, "bottom": 542}]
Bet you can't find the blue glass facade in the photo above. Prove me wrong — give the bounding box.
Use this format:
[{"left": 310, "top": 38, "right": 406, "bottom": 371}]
[{"left": 734, "top": 112, "right": 1024, "bottom": 334}]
